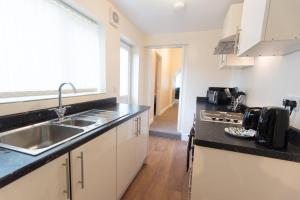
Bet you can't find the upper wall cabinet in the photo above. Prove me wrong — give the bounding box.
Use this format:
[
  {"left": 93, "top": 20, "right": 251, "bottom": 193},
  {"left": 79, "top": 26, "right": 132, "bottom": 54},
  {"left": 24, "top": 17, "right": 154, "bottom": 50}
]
[
  {"left": 221, "top": 3, "right": 243, "bottom": 42},
  {"left": 238, "top": 0, "right": 300, "bottom": 56},
  {"left": 217, "top": 3, "right": 254, "bottom": 70}
]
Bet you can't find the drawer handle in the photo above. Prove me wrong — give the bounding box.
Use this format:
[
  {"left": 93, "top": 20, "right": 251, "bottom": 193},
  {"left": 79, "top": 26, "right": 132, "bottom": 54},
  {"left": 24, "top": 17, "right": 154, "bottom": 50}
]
[
  {"left": 62, "top": 158, "right": 70, "bottom": 199},
  {"left": 77, "top": 152, "right": 85, "bottom": 189}
]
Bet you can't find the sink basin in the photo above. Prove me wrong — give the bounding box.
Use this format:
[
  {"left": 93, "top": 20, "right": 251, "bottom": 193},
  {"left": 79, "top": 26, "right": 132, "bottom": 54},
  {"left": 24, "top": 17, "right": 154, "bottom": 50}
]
[
  {"left": 0, "top": 124, "right": 84, "bottom": 155},
  {"left": 0, "top": 109, "right": 129, "bottom": 155},
  {"left": 59, "top": 119, "right": 96, "bottom": 127}
]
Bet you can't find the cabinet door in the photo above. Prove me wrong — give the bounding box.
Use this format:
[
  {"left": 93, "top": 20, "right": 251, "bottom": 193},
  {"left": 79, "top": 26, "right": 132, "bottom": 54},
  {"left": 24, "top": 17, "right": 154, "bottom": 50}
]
[
  {"left": 265, "top": 0, "right": 300, "bottom": 41},
  {"left": 135, "top": 111, "right": 149, "bottom": 171},
  {"left": 238, "top": 0, "right": 270, "bottom": 56},
  {"left": 71, "top": 129, "right": 117, "bottom": 200},
  {"left": 222, "top": 3, "right": 243, "bottom": 41},
  {"left": 117, "top": 119, "right": 136, "bottom": 199},
  {"left": 191, "top": 146, "right": 300, "bottom": 200},
  {"left": 0, "top": 154, "right": 69, "bottom": 200}
]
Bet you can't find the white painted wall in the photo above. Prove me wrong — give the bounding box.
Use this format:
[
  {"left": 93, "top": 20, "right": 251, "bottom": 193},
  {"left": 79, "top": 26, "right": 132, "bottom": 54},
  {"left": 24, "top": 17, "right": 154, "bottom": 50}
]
[
  {"left": 146, "top": 31, "right": 234, "bottom": 140},
  {"left": 170, "top": 48, "right": 183, "bottom": 102},
  {"left": 232, "top": 52, "right": 300, "bottom": 130},
  {"left": 0, "top": 0, "right": 146, "bottom": 116}
]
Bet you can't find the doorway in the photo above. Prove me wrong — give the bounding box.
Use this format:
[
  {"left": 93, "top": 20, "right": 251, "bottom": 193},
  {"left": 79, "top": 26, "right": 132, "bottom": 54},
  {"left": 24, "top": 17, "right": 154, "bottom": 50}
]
[{"left": 149, "top": 47, "right": 184, "bottom": 139}]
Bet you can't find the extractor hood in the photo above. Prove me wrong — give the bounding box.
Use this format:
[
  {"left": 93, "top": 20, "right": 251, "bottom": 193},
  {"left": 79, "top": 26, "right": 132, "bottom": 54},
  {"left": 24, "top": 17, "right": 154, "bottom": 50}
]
[{"left": 213, "top": 41, "right": 236, "bottom": 55}]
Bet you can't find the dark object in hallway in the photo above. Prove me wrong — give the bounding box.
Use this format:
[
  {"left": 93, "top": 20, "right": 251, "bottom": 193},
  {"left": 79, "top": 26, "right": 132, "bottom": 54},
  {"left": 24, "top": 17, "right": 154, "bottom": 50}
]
[{"left": 175, "top": 87, "right": 180, "bottom": 99}]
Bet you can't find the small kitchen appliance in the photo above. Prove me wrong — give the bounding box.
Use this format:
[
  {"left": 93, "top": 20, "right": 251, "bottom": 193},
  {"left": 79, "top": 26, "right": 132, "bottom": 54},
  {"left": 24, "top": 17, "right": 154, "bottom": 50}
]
[
  {"left": 207, "top": 87, "right": 237, "bottom": 105},
  {"left": 242, "top": 107, "right": 262, "bottom": 130},
  {"left": 255, "top": 107, "right": 290, "bottom": 149}
]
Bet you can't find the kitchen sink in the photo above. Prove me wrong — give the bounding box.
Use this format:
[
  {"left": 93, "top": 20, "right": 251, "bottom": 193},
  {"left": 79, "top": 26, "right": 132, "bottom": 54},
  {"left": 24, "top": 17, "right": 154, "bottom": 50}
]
[
  {"left": 0, "top": 109, "right": 129, "bottom": 155},
  {"left": 59, "top": 119, "right": 96, "bottom": 127},
  {"left": 0, "top": 124, "right": 84, "bottom": 155}
]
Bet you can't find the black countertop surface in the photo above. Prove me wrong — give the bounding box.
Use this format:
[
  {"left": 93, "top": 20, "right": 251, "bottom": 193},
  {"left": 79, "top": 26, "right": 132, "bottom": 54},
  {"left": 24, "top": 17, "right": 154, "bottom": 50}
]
[
  {"left": 194, "top": 97, "right": 300, "bottom": 163},
  {"left": 0, "top": 103, "right": 149, "bottom": 188}
]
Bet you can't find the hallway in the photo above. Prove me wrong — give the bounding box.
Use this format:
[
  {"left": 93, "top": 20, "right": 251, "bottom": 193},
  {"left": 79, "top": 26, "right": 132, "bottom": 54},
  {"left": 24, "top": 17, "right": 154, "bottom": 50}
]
[
  {"left": 121, "top": 136, "right": 189, "bottom": 200},
  {"left": 150, "top": 103, "right": 181, "bottom": 139}
]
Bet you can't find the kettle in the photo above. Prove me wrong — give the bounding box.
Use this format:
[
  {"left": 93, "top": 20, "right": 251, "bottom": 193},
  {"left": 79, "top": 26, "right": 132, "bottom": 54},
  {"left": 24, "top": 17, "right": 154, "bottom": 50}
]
[
  {"left": 255, "top": 107, "right": 290, "bottom": 149},
  {"left": 242, "top": 107, "right": 261, "bottom": 130}
]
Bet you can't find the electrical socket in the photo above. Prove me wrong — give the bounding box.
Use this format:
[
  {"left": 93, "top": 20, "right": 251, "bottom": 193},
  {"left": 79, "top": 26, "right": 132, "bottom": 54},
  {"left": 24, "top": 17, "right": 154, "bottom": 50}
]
[{"left": 286, "top": 96, "right": 300, "bottom": 112}]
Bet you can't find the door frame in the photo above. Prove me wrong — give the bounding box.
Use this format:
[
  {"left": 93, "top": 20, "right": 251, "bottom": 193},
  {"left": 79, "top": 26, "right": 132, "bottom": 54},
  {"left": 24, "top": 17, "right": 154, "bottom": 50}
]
[{"left": 146, "top": 44, "right": 187, "bottom": 137}]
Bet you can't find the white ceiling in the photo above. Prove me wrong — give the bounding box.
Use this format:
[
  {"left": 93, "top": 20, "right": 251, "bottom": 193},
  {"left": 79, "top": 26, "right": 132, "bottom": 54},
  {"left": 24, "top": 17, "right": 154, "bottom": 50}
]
[{"left": 111, "top": 0, "right": 243, "bottom": 34}]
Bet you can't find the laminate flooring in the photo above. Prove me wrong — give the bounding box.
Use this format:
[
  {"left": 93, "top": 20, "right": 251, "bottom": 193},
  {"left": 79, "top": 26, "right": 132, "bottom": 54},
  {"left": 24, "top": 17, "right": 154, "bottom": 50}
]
[{"left": 122, "top": 136, "right": 189, "bottom": 200}]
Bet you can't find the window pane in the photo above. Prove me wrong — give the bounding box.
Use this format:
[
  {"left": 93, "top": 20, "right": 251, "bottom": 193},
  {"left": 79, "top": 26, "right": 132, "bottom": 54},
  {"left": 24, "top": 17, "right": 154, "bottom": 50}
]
[
  {"left": 120, "top": 46, "right": 129, "bottom": 97},
  {"left": 0, "top": 0, "right": 104, "bottom": 100}
]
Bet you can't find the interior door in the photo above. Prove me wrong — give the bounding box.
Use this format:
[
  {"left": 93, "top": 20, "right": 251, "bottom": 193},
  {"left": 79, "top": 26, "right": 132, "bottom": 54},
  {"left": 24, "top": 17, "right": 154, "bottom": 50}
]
[
  {"left": 154, "top": 53, "right": 162, "bottom": 116},
  {"left": 71, "top": 129, "right": 117, "bottom": 200}
]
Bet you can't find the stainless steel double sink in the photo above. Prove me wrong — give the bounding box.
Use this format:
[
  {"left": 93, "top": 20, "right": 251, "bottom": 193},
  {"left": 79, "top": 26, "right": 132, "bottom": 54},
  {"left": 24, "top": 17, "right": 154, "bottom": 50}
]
[{"left": 0, "top": 109, "right": 128, "bottom": 155}]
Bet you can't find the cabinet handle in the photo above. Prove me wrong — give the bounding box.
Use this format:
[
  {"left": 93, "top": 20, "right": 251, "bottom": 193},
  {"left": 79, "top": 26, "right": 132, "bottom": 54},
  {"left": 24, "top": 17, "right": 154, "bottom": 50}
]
[
  {"left": 135, "top": 118, "right": 139, "bottom": 136},
  {"left": 77, "top": 152, "right": 85, "bottom": 189},
  {"left": 138, "top": 117, "right": 141, "bottom": 135},
  {"left": 62, "top": 158, "right": 70, "bottom": 199}
]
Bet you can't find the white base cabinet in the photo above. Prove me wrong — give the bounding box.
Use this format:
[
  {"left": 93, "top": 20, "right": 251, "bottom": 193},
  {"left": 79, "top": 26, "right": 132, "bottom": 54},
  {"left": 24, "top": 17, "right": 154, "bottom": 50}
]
[
  {"left": 117, "top": 118, "right": 136, "bottom": 199},
  {"left": 0, "top": 110, "right": 149, "bottom": 200},
  {"left": 117, "top": 111, "right": 149, "bottom": 199},
  {"left": 191, "top": 146, "right": 300, "bottom": 200},
  {"left": 0, "top": 154, "right": 69, "bottom": 200},
  {"left": 135, "top": 111, "right": 149, "bottom": 171},
  {"left": 71, "top": 128, "right": 117, "bottom": 200}
]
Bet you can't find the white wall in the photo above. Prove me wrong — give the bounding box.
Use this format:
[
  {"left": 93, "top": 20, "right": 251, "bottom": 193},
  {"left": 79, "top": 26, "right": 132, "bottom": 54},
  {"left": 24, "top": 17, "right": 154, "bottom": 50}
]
[
  {"left": 0, "top": 0, "right": 146, "bottom": 116},
  {"left": 170, "top": 48, "right": 183, "bottom": 102},
  {"left": 146, "top": 31, "right": 234, "bottom": 140},
  {"left": 232, "top": 52, "right": 300, "bottom": 129}
]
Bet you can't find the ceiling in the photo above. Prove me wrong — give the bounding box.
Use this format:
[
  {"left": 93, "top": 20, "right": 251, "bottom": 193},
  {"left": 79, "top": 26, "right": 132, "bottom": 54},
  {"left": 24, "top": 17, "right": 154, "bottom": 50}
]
[{"left": 111, "top": 0, "right": 243, "bottom": 34}]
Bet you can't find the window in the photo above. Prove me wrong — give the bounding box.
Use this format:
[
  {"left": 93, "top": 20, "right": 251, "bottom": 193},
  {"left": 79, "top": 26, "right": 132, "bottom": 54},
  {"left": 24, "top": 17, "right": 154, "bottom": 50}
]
[
  {"left": 0, "top": 0, "right": 105, "bottom": 103},
  {"left": 120, "top": 42, "right": 131, "bottom": 101}
]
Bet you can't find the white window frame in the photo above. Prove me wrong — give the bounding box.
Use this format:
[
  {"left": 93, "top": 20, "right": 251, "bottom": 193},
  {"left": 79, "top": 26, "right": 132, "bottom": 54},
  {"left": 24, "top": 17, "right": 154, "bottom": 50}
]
[
  {"left": 0, "top": 0, "right": 106, "bottom": 104},
  {"left": 119, "top": 41, "right": 132, "bottom": 103}
]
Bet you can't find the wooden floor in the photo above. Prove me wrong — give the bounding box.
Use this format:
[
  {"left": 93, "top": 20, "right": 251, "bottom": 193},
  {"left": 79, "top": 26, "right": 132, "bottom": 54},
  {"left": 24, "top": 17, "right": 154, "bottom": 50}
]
[{"left": 121, "top": 136, "right": 189, "bottom": 200}]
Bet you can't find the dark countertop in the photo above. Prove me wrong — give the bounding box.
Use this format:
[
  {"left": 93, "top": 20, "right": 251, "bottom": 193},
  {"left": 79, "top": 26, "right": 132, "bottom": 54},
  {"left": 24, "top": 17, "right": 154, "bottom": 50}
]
[
  {"left": 0, "top": 103, "right": 149, "bottom": 188},
  {"left": 194, "top": 97, "right": 300, "bottom": 163}
]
